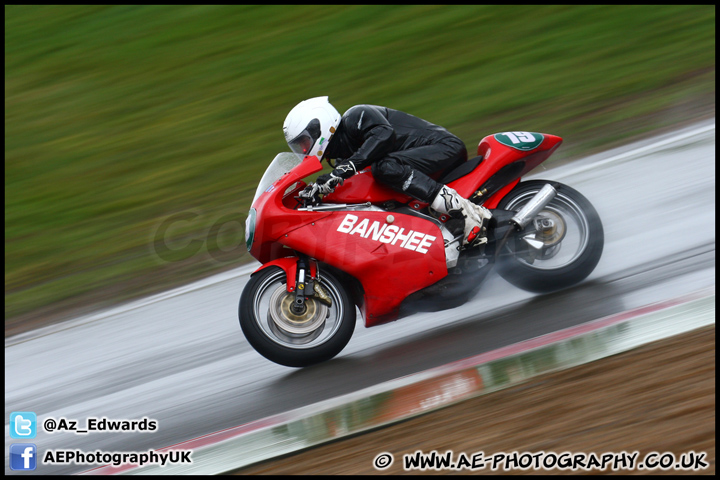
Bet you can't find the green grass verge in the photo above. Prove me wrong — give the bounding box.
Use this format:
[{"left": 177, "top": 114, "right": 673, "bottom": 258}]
[{"left": 5, "top": 5, "right": 715, "bottom": 330}]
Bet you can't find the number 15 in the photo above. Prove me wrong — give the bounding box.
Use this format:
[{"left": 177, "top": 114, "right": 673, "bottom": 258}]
[{"left": 501, "top": 131, "right": 535, "bottom": 144}]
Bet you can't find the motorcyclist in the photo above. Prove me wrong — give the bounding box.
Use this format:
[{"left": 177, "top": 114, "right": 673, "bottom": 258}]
[{"left": 283, "top": 96, "right": 492, "bottom": 246}]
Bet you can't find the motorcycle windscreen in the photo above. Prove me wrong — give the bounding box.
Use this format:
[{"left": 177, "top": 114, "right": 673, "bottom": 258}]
[{"left": 252, "top": 152, "right": 303, "bottom": 204}]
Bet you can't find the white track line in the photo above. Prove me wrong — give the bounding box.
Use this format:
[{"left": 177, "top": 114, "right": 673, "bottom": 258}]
[{"left": 551, "top": 122, "right": 715, "bottom": 180}]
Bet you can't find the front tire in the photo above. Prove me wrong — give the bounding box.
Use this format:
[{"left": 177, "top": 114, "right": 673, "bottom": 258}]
[
  {"left": 239, "top": 266, "right": 355, "bottom": 367},
  {"left": 495, "top": 180, "right": 604, "bottom": 293}
]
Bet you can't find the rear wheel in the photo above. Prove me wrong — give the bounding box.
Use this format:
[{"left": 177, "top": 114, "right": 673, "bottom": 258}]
[
  {"left": 239, "top": 266, "right": 355, "bottom": 367},
  {"left": 495, "top": 180, "right": 603, "bottom": 293}
]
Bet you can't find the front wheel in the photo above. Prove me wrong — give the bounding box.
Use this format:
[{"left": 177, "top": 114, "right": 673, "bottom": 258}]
[
  {"left": 239, "top": 266, "right": 356, "bottom": 367},
  {"left": 495, "top": 180, "right": 604, "bottom": 293}
]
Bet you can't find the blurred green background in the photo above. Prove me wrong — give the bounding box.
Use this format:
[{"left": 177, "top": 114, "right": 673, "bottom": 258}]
[{"left": 5, "top": 5, "right": 715, "bottom": 333}]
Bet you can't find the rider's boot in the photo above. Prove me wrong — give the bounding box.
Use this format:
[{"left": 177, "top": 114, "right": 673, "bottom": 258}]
[
  {"left": 385, "top": 165, "right": 492, "bottom": 247},
  {"left": 430, "top": 185, "right": 492, "bottom": 246}
]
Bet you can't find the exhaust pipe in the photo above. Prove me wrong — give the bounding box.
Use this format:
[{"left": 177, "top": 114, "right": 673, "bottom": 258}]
[{"left": 509, "top": 184, "right": 557, "bottom": 230}]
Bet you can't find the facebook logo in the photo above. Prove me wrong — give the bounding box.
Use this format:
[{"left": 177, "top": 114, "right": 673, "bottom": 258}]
[
  {"left": 10, "top": 444, "right": 37, "bottom": 471},
  {"left": 10, "top": 412, "right": 37, "bottom": 439}
]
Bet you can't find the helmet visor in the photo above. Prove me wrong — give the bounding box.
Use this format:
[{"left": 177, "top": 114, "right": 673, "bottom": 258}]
[
  {"left": 288, "top": 133, "right": 314, "bottom": 157},
  {"left": 287, "top": 118, "right": 321, "bottom": 159}
]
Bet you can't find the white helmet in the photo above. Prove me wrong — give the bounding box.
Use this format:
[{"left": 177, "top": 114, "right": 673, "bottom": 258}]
[{"left": 283, "top": 96, "right": 340, "bottom": 160}]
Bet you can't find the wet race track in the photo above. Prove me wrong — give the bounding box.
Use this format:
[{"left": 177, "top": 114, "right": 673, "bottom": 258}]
[{"left": 5, "top": 121, "right": 715, "bottom": 475}]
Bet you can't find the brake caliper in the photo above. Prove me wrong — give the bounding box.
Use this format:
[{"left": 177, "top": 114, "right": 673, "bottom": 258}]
[{"left": 292, "top": 256, "right": 331, "bottom": 313}]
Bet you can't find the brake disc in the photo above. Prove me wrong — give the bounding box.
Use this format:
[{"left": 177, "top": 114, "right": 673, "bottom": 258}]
[
  {"left": 267, "top": 285, "right": 328, "bottom": 337},
  {"left": 535, "top": 211, "right": 566, "bottom": 247}
]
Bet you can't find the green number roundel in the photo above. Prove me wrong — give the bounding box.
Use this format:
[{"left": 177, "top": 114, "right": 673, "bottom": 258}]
[{"left": 494, "top": 131, "right": 544, "bottom": 151}]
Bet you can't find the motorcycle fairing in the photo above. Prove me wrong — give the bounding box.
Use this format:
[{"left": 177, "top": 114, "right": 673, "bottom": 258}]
[
  {"left": 322, "top": 168, "right": 412, "bottom": 205},
  {"left": 280, "top": 209, "right": 448, "bottom": 327},
  {"left": 447, "top": 133, "right": 563, "bottom": 200},
  {"left": 248, "top": 155, "right": 332, "bottom": 262}
]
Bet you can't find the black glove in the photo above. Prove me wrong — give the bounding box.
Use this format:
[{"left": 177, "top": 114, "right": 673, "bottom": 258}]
[
  {"left": 315, "top": 160, "right": 357, "bottom": 194},
  {"left": 332, "top": 160, "right": 357, "bottom": 180}
]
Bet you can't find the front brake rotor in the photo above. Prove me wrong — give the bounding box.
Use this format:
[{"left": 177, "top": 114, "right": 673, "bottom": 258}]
[{"left": 267, "top": 285, "right": 328, "bottom": 337}]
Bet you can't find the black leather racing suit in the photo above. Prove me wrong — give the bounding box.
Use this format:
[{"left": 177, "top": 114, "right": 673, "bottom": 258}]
[{"left": 321, "top": 105, "right": 467, "bottom": 203}]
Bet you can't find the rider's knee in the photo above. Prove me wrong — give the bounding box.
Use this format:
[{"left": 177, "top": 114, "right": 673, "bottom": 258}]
[{"left": 372, "top": 158, "right": 409, "bottom": 184}]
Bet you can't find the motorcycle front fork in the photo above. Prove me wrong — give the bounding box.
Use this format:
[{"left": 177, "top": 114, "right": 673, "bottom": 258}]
[{"left": 291, "top": 254, "right": 331, "bottom": 314}]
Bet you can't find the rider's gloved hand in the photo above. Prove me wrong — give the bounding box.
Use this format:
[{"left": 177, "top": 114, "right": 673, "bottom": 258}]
[
  {"left": 332, "top": 160, "right": 358, "bottom": 179},
  {"left": 299, "top": 183, "right": 317, "bottom": 199},
  {"left": 315, "top": 160, "right": 357, "bottom": 194},
  {"left": 316, "top": 173, "right": 344, "bottom": 194}
]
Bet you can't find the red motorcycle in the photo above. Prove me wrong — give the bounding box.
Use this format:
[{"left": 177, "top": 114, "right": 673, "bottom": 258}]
[{"left": 240, "top": 131, "right": 603, "bottom": 367}]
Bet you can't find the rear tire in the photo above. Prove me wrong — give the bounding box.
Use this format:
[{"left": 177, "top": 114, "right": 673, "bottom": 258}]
[
  {"left": 495, "top": 180, "right": 603, "bottom": 293},
  {"left": 239, "top": 266, "right": 355, "bottom": 367}
]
